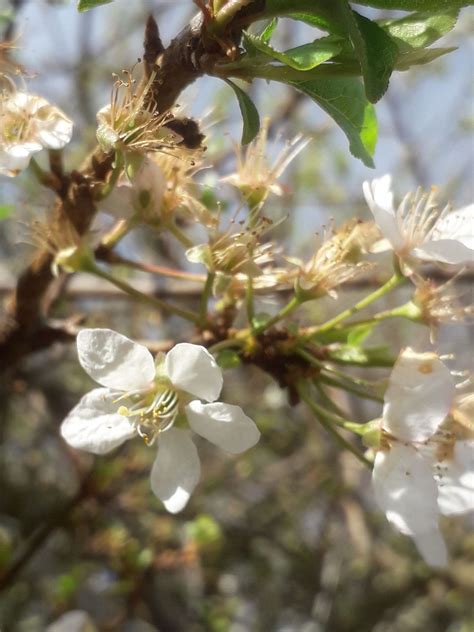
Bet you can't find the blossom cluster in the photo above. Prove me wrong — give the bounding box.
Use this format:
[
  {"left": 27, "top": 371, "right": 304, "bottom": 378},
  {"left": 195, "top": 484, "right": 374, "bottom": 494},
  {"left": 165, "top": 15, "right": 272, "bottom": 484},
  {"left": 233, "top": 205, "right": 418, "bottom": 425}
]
[{"left": 2, "top": 53, "right": 473, "bottom": 570}]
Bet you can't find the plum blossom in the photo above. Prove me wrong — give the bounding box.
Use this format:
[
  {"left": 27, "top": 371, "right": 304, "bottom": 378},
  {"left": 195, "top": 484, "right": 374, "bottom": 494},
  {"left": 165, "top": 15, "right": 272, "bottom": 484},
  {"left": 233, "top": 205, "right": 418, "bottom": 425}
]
[
  {"left": 222, "top": 117, "right": 310, "bottom": 208},
  {"left": 363, "top": 175, "right": 474, "bottom": 271},
  {"left": 60, "top": 329, "right": 260, "bottom": 513},
  {"left": 372, "top": 347, "right": 474, "bottom": 567},
  {"left": 0, "top": 92, "right": 73, "bottom": 176}
]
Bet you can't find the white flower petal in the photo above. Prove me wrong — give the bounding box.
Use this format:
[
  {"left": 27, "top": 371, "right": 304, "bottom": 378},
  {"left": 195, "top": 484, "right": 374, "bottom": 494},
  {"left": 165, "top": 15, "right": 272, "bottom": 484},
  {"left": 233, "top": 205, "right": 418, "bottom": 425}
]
[
  {"left": 412, "top": 529, "right": 448, "bottom": 568},
  {"left": 150, "top": 428, "right": 201, "bottom": 513},
  {"left": 36, "top": 114, "right": 73, "bottom": 150},
  {"left": 413, "top": 239, "right": 473, "bottom": 265},
  {"left": 383, "top": 348, "right": 455, "bottom": 442},
  {"left": 363, "top": 175, "right": 404, "bottom": 250},
  {"left": 434, "top": 205, "right": 474, "bottom": 249},
  {"left": 77, "top": 328, "right": 155, "bottom": 391},
  {"left": 436, "top": 440, "right": 474, "bottom": 516},
  {"left": 60, "top": 388, "right": 135, "bottom": 454},
  {"left": 373, "top": 444, "right": 441, "bottom": 538},
  {"left": 165, "top": 343, "right": 223, "bottom": 402},
  {"left": 186, "top": 400, "right": 260, "bottom": 454}
]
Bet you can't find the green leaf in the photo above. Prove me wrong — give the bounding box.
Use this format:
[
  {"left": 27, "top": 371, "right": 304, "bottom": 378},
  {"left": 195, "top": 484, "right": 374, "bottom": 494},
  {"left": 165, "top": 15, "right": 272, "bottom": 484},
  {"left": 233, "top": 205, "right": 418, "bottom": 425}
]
[
  {"left": 216, "top": 350, "right": 241, "bottom": 369},
  {"left": 224, "top": 79, "right": 260, "bottom": 145},
  {"left": 0, "top": 204, "right": 13, "bottom": 221},
  {"left": 77, "top": 0, "right": 113, "bottom": 12},
  {"left": 383, "top": 9, "right": 460, "bottom": 49},
  {"left": 331, "top": 1, "right": 399, "bottom": 103},
  {"left": 259, "top": 18, "right": 279, "bottom": 43},
  {"left": 289, "top": 77, "right": 377, "bottom": 167},
  {"left": 328, "top": 344, "right": 395, "bottom": 366},
  {"left": 263, "top": 0, "right": 345, "bottom": 34},
  {"left": 244, "top": 32, "right": 341, "bottom": 70},
  {"left": 354, "top": 1, "right": 472, "bottom": 10},
  {"left": 347, "top": 324, "right": 374, "bottom": 346},
  {"left": 395, "top": 46, "right": 455, "bottom": 70}
]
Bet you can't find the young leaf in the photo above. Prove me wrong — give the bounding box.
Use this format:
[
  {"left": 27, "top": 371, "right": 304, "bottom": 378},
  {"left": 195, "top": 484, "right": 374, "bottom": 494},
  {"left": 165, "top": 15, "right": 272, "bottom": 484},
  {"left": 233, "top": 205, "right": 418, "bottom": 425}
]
[
  {"left": 77, "top": 0, "right": 113, "bottom": 12},
  {"left": 263, "top": 0, "right": 345, "bottom": 35},
  {"left": 244, "top": 32, "right": 342, "bottom": 71},
  {"left": 383, "top": 10, "right": 460, "bottom": 49},
  {"left": 289, "top": 78, "right": 377, "bottom": 167},
  {"left": 395, "top": 46, "right": 455, "bottom": 70},
  {"left": 224, "top": 79, "right": 260, "bottom": 145},
  {"left": 355, "top": 1, "right": 472, "bottom": 10},
  {"left": 331, "top": 1, "right": 399, "bottom": 103}
]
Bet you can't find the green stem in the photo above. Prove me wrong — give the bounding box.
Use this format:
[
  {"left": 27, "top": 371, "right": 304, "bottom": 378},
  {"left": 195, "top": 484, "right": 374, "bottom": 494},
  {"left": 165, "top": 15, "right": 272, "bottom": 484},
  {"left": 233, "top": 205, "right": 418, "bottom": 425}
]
[
  {"left": 166, "top": 222, "right": 194, "bottom": 249},
  {"left": 297, "top": 348, "right": 383, "bottom": 400},
  {"left": 319, "top": 374, "right": 383, "bottom": 404},
  {"left": 199, "top": 272, "right": 215, "bottom": 326},
  {"left": 95, "top": 152, "right": 123, "bottom": 201},
  {"left": 29, "top": 157, "right": 60, "bottom": 190},
  {"left": 100, "top": 218, "right": 136, "bottom": 249},
  {"left": 208, "top": 338, "right": 244, "bottom": 354},
  {"left": 246, "top": 276, "right": 255, "bottom": 326},
  {"left": 305, "top": 271, "right": 405, "bottom": 338},
  {"left": 254, "top": 295, "right": 301, "bottom": 334},
  {"left": 336, "top": 301, "right": 422, "bottom": 330},
  {"left": 88, "top": 263, "right": 199, "bottom": 324},
  {"left": 298, "top": 385, "right": 372, "bottom": 468}
]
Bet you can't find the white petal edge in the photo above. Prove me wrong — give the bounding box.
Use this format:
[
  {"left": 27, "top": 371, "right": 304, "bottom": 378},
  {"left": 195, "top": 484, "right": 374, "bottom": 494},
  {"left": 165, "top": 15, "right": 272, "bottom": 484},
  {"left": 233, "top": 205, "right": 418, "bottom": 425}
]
[
  {"left": 372, "top": 444, "right": 441, "bottom": 538},
  {"left": 165, "top": 343, "right": 223, "bottom": 402},
  {"left": 186, "top": 400, "right": 260, "bottom": 454},
  {"left": 383, "top": 348, "right": 455, "bottom": 442},
  {"left": 412, "top": 529, "right": 448, "bottom": 568},
  {"left": 436, "top": 440, "right": 474, "bottom": 516},
  {"left": 413, "top": 239, "right": 473, "bottom": 265},
  {"left": 150, "top": 428, "right": 201, "bottom": 513},
  {"left": 60, "top": 388, "right": 135, "bottom": 455},
  {"left": 77, "top": 328, "right": 155, "bottom": 391},
  {"left": 362, "top": 176, "right": 404, "bottom": 251}
]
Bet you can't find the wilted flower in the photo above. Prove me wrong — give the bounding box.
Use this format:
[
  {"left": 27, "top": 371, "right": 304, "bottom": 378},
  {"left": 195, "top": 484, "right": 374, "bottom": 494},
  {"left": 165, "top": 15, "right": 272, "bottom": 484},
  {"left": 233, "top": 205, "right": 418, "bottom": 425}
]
[
  {"left": 96, "top": 68, "right": 176, "bottom": 154},
  {"left": 154, "top": 149, "right": 216, "bottom": 227},
  {"left": 288, "top": 220, "right": 372, "bottom": 299},
  {"left": 28, "top": 216, "right": 95, "bottom": 276},
  {"left": 186, "top": 214, "right": 277, "bottom": 294},
  {"left": 372, "top": 347, "right": 474, "bottom": 567},
  {"left": 0, "top": 91, "right": 73, "bottom": 177},
  {"left": 223, "top": 118, "right": 309, "bottom": 208},
  {"left": 412, "top": 277, "right": 474, "bottom": 337},
  {"left": 61, "top": 329, "right": 260, "bottom": 513},
  {"left": 363, "top": 175, "right": 474, "bottom": 272}
]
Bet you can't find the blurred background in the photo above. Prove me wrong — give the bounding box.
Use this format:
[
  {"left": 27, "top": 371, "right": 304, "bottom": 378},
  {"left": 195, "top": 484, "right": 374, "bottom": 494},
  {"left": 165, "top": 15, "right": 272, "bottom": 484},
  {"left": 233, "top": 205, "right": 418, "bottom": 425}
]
[{"left": 0, "top": 1, "right": 473, "bottom": 630}]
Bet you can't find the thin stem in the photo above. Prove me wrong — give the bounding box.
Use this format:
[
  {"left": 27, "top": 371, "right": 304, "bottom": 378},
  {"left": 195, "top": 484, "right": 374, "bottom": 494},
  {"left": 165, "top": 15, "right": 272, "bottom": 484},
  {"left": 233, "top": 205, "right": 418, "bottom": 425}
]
[
  {"left": 319, "top": 374, "right": 384, "bottom": 404},
  {"left": 297, "top": 348, "right": 384, "bottom": 401},
  {"left": 166, "top": 221, "right": 194, "bottom": 249},
  {"left": 95, "top": 152, "right": 123, "bottom": 200},
  {"left": 110, "top": 254, "right": 206, "bottom": 282},
  {"left": 89, "top": 264, "right": 199, "bottom": 324},
  {"left": 29, "top": 157, "right": 61, "bottom": 191},
  {"left": 101, "top": 218, "right": 135, "bottom": 249},
  {"left": 208, "top": 338, "right": 244, "bottom": 354},
  {"left": 199, "top": 272, "right": 215, "bottom": 326},
  {"left": 305, "top": 271, "right": 405, "bottom": 338},
  {"left": 298, "top": 385, "right": 372, "bottom": 468},
  {"left": 254, "top": 295, "right": 301, "bottom": 334},
  {"left": 246, "top": 275, "right": 255, "bottom": 326}
]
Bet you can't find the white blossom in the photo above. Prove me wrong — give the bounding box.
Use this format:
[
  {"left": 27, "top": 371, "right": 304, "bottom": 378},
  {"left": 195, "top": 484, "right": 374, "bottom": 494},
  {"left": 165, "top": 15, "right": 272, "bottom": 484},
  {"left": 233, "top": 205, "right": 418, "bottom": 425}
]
[
  {"left": 372, "top": 348, "right": 474, "bottom": 567},
  {"left": 60, "top": 329, "right": 260, "bottom": 513},
  {"left": 0, "top": 92, "right": 73, "bottom": 177},
  {"left": 363, "top": 175, "right": 473, "bottom": 270}
]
